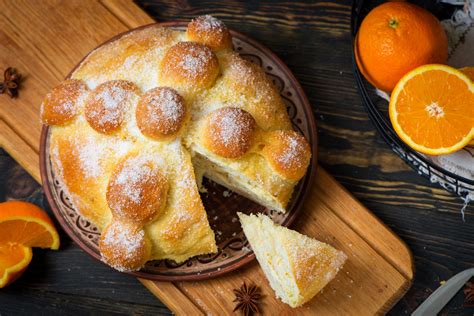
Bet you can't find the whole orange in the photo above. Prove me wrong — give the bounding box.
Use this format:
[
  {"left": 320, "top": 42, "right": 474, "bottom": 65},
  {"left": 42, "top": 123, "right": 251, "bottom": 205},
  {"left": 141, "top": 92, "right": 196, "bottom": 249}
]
[{"left": 355, "top": 2, "right": 448, "bottom": 92}]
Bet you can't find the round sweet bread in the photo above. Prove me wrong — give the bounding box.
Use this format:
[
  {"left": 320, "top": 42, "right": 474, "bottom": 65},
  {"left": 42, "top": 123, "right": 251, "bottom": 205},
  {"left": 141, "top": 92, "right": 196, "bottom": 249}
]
[{"left": 43, "top": 16, "right": 311, "bottom": 272}]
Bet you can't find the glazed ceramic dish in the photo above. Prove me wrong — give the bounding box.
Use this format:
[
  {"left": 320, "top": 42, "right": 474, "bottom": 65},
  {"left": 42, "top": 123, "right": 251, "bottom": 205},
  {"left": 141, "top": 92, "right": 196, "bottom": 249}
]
[{"left": 40, "top": 22, "right": 317, "bottom": 281}]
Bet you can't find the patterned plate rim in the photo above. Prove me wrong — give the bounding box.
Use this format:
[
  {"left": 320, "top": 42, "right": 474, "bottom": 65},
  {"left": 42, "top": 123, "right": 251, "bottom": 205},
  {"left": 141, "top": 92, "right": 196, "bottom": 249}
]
[{"left": 39, "top": 21, "right": 318, "bottom": 281}]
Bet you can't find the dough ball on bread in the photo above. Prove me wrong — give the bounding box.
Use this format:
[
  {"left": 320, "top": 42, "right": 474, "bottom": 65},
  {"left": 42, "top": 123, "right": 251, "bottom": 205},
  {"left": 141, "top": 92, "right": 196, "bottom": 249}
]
[
  {"left": 136, "top": 87, "right": 186, "bottom": 140},
  {"left": 202, "top": 107, "right": 257, "bottom": 158},
  {"left": 85, "top": 80, "right": 140, "bottom": 134},
  {"left": 106, "top": 155, "right": 168, "bottom": 226},
  {"left": 262, "top": 130, "right": 311, "bottom": 181},
  {"left": 160, "top": 42, "right": 219, "bottom": 90},
  {"left": 187, "top": 15, "right": 232, "bottom": 51},
  {"left": 219, "top": 53, "right": 293, "bottom": 131},
  {"left": 41, "top": 79, "right": 89, "bottom": 125},
  {"left": 99, "top": 221, "right": 151, "bottom": 272}
]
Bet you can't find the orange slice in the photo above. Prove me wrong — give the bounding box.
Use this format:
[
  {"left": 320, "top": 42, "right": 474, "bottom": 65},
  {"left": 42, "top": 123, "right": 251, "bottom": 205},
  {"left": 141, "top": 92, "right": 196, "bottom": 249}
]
[
  {"left": 0, "top": 201, "right": 60, "bottom": 288},
  {"left": 0, "top": 201, "right": 60, "bottom": 249},
  {"left": 0, "top": 243, "right": 32, "bottom": 288},
  {"left": 389, "top": 64, "right": 474, "bottom": 155}
]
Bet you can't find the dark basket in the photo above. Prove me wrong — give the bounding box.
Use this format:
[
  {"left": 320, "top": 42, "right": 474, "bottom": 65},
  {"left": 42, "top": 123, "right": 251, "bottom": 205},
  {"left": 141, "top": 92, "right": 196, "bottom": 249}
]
[{"left": 351, "top": 0, "right": 474, "bottom": 199}]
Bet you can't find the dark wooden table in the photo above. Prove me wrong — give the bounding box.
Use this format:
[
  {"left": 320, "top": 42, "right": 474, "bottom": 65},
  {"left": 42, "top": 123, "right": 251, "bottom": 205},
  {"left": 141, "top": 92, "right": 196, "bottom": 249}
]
[{"left": 1, "top": 1, "right": 473, "bottom": 315}]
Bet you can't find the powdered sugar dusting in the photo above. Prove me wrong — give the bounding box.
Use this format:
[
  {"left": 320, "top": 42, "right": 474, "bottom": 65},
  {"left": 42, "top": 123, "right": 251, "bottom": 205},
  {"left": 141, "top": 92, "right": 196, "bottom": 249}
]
[
  {"left": 85, "top": 82, "right": 137, "bottom": 132},
  {"left": 271, "top": 132, "right": 310, "bottom": 178},
  {"left": 177, "top": 175, "right": 194, "bottom": 191},
  {"left": 179, "top": 45, "right": 214, "bottom": 79},
  {"left": 160, "top": 89, "right": 181, "bottom": 121},
  {"left": 207, "top": 108, "right": 255, "bottom": 159},
  {"left": 91, "top": 85, "right": 127, "bottom": 125},
  {"left": 77, "top": 138, "right": 104, "bottom": 178},
  {"left": 115, "top": 156, "right": 154, "bottom": 204},
  {"left": 123, "top": 55, "right": 138, "bottom": 70},
  {"left": 72, "top": 134, "right": 133, "bottom": 179},
  {"left": 194, "top": 15, "right": 225, "bottom": 32},
  {"left": 101, "top": 222, "right": 145, "bottom": 272},
  {"left": 212, "top": 109, "right": 252, "bottom": 146},
  {"left": 288, "top": 234, "right": 346, "bottom": 285},
  {"left": 173, "top": 210, "right": 192, "bottom": 223},
  {"left": 279, "top": 134, "right": 300, "bottom": 165},
  {"left": 41, "top": 80, "right": 89, "bottom": 122},
  {"left": 145, "top": 88, "right": 185, "bottom": 127}
]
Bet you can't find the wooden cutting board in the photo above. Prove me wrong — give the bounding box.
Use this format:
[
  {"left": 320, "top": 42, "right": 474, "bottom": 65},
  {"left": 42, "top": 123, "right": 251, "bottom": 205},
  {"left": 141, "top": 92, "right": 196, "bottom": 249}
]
[{"left": 0, "top": 0, "right": 413, "bottom": 314}]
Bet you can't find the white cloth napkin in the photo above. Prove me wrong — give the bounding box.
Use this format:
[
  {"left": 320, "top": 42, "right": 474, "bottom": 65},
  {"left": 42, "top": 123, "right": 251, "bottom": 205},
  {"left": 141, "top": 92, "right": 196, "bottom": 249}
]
[{"left": 429, "top": 1, "right": 474, "bottom": 183}]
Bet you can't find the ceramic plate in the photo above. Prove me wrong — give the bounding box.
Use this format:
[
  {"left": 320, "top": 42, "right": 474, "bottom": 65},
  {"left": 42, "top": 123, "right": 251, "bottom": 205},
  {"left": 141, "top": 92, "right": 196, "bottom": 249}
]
[{"left": 40, "top": 22, "right": 318, "bottom": 281}]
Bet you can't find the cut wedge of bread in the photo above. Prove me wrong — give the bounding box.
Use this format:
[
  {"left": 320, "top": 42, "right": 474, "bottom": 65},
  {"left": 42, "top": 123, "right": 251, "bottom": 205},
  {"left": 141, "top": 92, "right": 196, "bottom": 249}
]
[{"left": 238, "top": 212, "right": 347, "bottom": 308}]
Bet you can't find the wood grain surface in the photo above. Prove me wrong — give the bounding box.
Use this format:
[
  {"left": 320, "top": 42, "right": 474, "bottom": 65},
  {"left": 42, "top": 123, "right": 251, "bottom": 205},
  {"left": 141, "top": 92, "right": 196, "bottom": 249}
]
[
  {"left": 1, "top": 0, "right": 414, "bottom": 314},
  {"left": 0, "top": 0, "right": 472, "bottom": 315}
]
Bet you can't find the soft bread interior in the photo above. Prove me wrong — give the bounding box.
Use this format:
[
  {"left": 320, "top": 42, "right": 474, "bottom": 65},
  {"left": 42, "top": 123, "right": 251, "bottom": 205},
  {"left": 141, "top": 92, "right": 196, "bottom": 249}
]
[
  {"left": 238, "top": 212, "right": 347, "bottom": 308},
  {"left": 192, "top": 151, "right": 287, "bottom": 213},
  {"left": 239, "top": 212, "right": 300, "bottom": 305}
]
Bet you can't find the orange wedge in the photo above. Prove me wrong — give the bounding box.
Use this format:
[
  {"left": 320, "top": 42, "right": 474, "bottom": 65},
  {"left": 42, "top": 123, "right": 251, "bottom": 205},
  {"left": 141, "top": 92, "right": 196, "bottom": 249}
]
[
  {"left": 0, "top": 201, "right": 60, "bottom": 249},
  {"left": 389, "top": 64, "right": 474, "bottom": 155},
  {"left": 0, "top": 243, "right": 32, "bottom": 288},
  {"left": 0, "top": 201, "right": 59, "bottom": 288}
]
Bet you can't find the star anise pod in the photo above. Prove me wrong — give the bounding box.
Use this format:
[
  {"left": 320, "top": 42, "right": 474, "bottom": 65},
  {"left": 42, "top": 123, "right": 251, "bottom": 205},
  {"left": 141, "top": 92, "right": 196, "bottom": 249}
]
[
  {"left": 0, "top": 67, "right": 22, "bottom": 98},
  {"left": 464, "top": 281, "right": 474, "bottom": 307},
  {"left": 233, "top": 282, "right": 262, "bottom": 315}
]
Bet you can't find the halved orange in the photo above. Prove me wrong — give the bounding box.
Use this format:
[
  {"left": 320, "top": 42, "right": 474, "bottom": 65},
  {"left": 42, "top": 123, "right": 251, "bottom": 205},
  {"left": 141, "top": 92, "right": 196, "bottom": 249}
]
[
  {"left": 0, "top": 201, "right": 60, "bottom": 288},
  {"left": 389, "top": 64, "right": 474, "bottom": 155},
  {"left": 0, "top": 201, "right": 60, "bottom": 249}
]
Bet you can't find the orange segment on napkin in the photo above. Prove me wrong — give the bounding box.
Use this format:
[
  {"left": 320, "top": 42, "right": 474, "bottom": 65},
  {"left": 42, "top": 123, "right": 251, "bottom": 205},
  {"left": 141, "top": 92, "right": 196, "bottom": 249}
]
[{"left": 0, "top": 201, "right": 59, "bottom": 288}]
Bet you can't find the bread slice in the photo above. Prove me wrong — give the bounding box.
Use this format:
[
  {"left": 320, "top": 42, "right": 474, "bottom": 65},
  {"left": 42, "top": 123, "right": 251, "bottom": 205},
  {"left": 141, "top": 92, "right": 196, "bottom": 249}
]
[
  {"left": 238, "top": 212, "right": 347, "bottom": 308},
  {"left": 191, "top": 151, "right": 292, "bottom": 213}
]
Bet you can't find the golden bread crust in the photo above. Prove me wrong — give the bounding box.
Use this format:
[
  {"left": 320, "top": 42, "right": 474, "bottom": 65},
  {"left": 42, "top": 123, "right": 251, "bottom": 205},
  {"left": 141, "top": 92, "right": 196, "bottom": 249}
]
[
  {"left": 202, "top": 107, "right": 256, "bottom": 158},
  {"left": 136, "top": 87, "right": 186, "bottom": 140},
  {"left": 187, "top": 15, "right": 232, "bottom": 51},
  {"left": 41, "top": 79, "right": 89, "bottom": 125}
]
